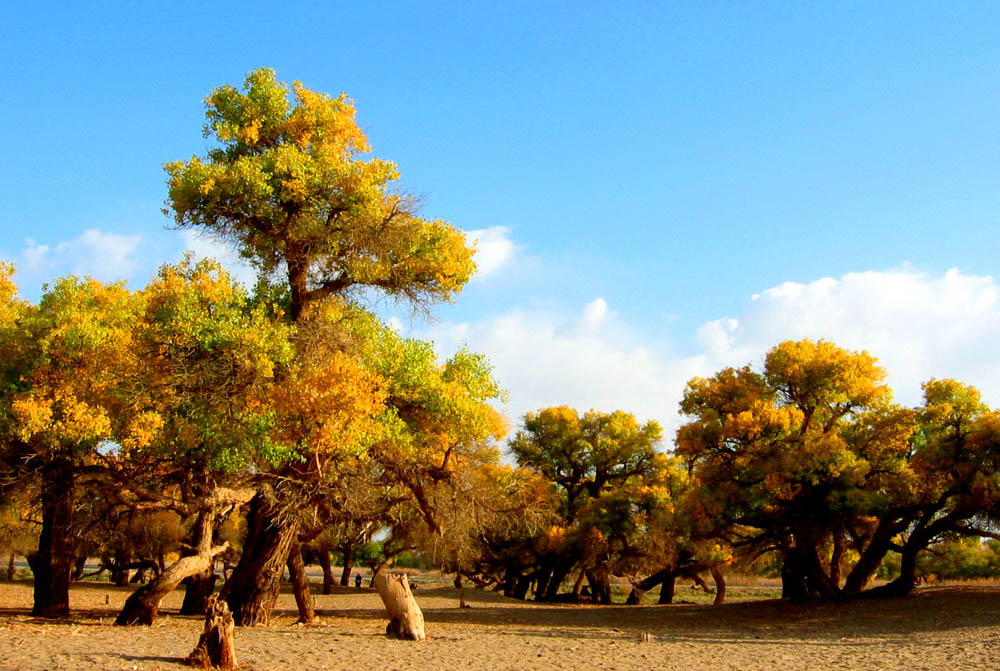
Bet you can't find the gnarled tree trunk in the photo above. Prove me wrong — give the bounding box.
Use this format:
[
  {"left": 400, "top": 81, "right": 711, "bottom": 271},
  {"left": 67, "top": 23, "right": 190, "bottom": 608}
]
[
  {"left": 223, "top": 486, "right": 298, "bottom": 626},
  {"left": 180, "top": 569, "right": 218, "bottom": 616},
  {"left": 658, "top": 573, "right": 676, "bottom": 604},
  {"left": 542, "top": 559, "right": 573, "bottom": 601},
  {"left": 843, "top": 519, "right": 902, "bottom": 595},
  {"left": 116, "top": 512, "right": 229, "bottom": 626},
  {"left": 626, "top": 567, "right": 672, "bottom": 605}
]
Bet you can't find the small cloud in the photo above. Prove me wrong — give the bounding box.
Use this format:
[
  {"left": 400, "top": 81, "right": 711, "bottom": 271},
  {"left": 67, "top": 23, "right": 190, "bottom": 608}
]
[
  {"left": 19, "top": 229, "right": 143, "bottom": 283},
  {"left": 465, "top": 226, "right": 516, "bottom": 279},
  {"left": 22, "top": 240, "right": 51, "bottom": 269}
]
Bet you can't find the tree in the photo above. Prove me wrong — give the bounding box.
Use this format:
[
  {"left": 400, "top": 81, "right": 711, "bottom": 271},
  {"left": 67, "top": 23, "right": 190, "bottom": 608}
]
[
  {"left": 113, "top": 258, "right": 289, "bottom": 625},
  {"left": 164, "top": 67, "right": 474, "bottom": 321},
  {"left": 851, "top": 379, "right": 1000, "bottom": 596},
  {"left": 220, "top": 303, "right": 387, "bottom": 625},
  {"left": 509, "top": 407, "right": 663, "bottom": 602},
  {"left": 4, "top": 276, "right": 150, "bottom": 617},
  {"left": 676, "top": 339, "right": 906, "bottom": 601},
  {"left": 165, "top": 67, "right": 477, "bottom": 625}
]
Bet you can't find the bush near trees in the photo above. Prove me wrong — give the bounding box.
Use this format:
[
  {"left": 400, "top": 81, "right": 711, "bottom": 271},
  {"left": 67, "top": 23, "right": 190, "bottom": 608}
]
[{"left": 1, "top": 68, "right": 999, "bottom": 629}]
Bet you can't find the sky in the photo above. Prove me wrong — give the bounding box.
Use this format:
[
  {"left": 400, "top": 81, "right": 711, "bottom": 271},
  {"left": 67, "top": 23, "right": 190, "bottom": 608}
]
[{"left": 2, "top": 2, "right": 1000, "bottom": 439}]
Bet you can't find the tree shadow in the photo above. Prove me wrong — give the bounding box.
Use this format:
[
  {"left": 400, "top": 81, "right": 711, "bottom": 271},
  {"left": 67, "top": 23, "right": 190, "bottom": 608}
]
[{"left": 313, "top": 586, "right": 1000, "bottom": 642}]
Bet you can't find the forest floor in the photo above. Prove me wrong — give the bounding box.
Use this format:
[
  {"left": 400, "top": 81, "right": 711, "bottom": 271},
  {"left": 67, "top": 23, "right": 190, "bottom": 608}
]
[{"left": 0, "top": 580, "right": 997, "bottom": 671}]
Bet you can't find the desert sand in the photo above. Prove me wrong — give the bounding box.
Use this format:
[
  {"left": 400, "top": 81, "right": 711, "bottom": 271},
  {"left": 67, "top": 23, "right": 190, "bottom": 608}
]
[{"left": 0, "top": 580, "right": 997, "bottom": 671}]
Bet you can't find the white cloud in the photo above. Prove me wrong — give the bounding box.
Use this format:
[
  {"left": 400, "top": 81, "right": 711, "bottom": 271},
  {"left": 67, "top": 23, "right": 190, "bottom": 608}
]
[
  {"left": 412, "top": 300, "right": 706, "bottom": 439},
  {"left": 180, "top": 230, "right": 259, "bottom": 289},
  {"left": 410, "top": 267, "right": 1000, "bottom": 443},
  {"left": 696, "top": 267, "right": 1000, "bottom": 407},
  {"left": 465, "top": 226, "right": 516, "bottom": 279},
  {"left": 20, "top": 229, "right": 143, "bottom": 283}
]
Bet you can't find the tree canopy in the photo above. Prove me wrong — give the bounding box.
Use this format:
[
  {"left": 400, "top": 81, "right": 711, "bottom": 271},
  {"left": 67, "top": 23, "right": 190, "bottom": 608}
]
[{"left": 165, "top": 68, "right": 475, "bottom": 320}]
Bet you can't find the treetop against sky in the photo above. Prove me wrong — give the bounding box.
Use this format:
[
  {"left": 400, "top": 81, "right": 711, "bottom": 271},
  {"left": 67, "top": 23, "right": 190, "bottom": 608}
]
[{"left": 1, "top": 2, "right": 999, "bottom": 433}]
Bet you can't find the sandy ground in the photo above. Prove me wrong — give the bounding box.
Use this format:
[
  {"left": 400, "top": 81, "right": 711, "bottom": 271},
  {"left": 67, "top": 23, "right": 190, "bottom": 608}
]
[{"left": 0, "top": 580, "right": 997, "bottom": 671}]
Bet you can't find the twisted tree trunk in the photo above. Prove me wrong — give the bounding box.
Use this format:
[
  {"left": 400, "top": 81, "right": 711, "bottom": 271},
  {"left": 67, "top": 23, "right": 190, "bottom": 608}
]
[
  {"left": 116, "top": 512, "right": 229, "bottom": 626},
  {"left": 223, "top": 486, "right": 299, "bottom": 626},
  {"left": 180, "top": 569, "right": 218, "bottom": 616}
]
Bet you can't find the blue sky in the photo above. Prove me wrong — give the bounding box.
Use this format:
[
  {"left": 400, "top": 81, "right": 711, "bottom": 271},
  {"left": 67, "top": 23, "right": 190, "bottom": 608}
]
[{"left": 3, "top": 2, "right": 1000, "bottom": 434}]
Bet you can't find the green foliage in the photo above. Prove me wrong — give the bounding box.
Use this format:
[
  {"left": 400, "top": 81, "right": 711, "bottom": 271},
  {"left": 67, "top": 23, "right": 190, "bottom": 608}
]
[
  {"left": 511, "top": 406, "right": 662, "bottom": 520},
  {"left": 165, "top": 68, "right": 475, "bottom": 320},
  {"left": 917, "top": 538, "right": 1000, "bottom": 580}
]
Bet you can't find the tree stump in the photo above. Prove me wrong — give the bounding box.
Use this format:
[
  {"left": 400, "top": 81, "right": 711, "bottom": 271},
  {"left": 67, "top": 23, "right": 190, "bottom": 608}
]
[
  {"left": 186, "top": 595, "right": 238, "bottom": 670},
  {"left": 374, "top": 572, "right": 425, "bottom": 640}
]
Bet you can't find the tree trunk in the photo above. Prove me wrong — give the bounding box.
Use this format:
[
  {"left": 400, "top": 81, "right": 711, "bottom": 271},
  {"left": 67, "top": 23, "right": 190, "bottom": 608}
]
[
  {"left": 781, "top": 548, "right": 810, "bottom": 602},
  {"left": 7, "top": 554, "right": 15, "bottom": 581},
  {"left": 783, "top": 539, "right": 840, "bottom": 602},
  {"left": 317, "top": 544, "right": 335, "bottom": 595},
  {"left": 829, "top": 531, "right": 844, "bottom": 589},
  {"left": 109, "top": 548, "right": 133, "bottom": 587},
  {"left": 586, "top": 569, "right": 612, "bottom": 604},
  {"left": 286, "top": 541, "right": 315, "bottom": 624},
  {"left": 339, "top": 542, "right": 355, "bottom": 587},
  {"left": 626, "top": 568, "right": 672, "bottom": 604},
  {"left": 287, "top": 254, "right": 310, "bottom": 322},
  {"left": 533, "top": 561, "right": 553, "bottom": 601},
  {"left": 657, "top": 573, "right": 676, "bottom": 604},
  {"left": 542, "top": 559, "right": 573, "bottom": 601},
  {"left": 865, "top": 539, "right": 924, "bottom": 598},
  {"left": 31, "top": 459, "right": 75, "bottom": 618},
  {"left": 180, "top": 568, "right": 218, "bottom": 616},
  {"left": 223, "top": 487, "right": 298, "bottom": 626},
  {"left": 711, "top": 568, "right": 726, "bottom": 605},
  {"left": 71, "top": 555, "right": 86, "bottom": 581},
  {"left": 502, "top": 566, "right": 518, "bottom": 598},
  {"left": 117, "top": 513, "right": 228, "bottom": 626},
  {"left": 186, "top": 595, "right": 238, "bottom": 670},
  {"left": 843, "top": 519, "right": 904, "bottom": 595},
  {"left": 374, "top": 572, "right": 425, "bottom": 640}
]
